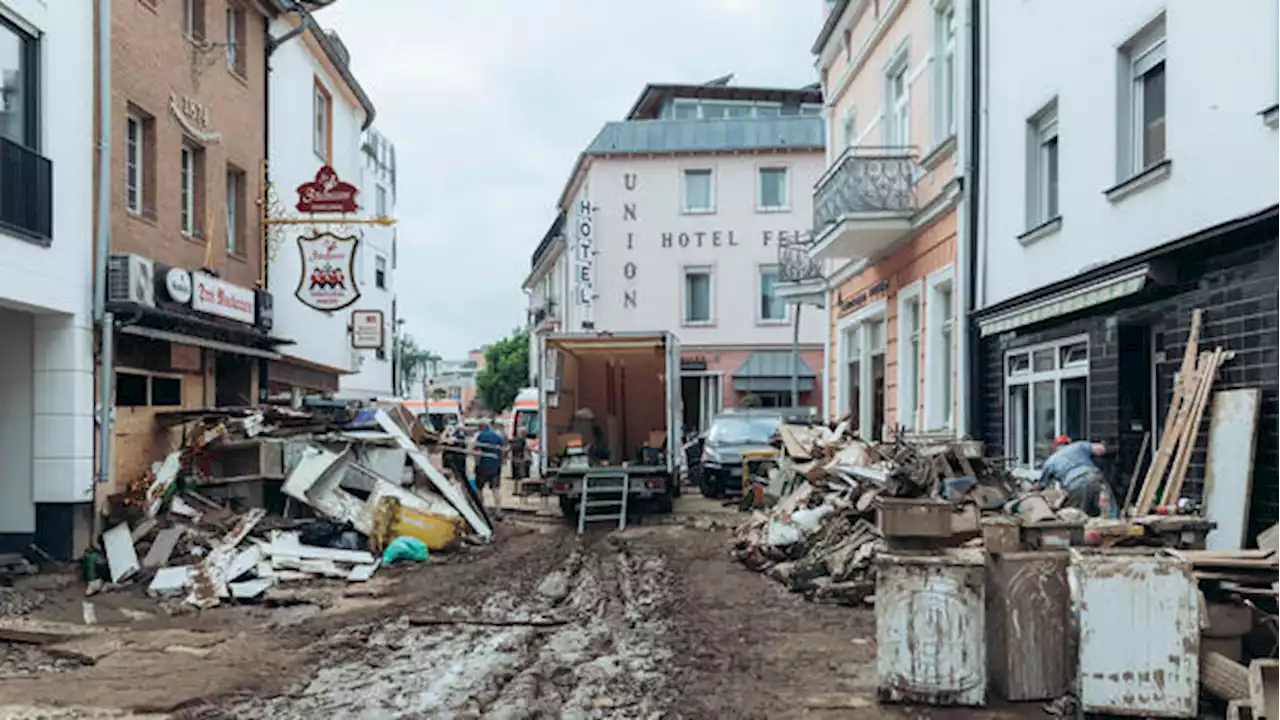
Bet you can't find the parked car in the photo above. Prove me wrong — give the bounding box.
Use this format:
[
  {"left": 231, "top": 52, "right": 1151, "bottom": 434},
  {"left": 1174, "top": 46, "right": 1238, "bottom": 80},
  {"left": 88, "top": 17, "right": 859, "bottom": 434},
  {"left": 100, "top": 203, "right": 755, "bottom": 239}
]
[{"left": 698, "top": 410, "right": 786, "bottom": 499}]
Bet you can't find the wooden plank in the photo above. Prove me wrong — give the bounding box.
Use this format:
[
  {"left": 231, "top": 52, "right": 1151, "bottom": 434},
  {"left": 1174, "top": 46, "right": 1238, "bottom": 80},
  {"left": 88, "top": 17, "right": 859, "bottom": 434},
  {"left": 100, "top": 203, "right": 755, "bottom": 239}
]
[
  {"left": 1203, "top": 389, "right": 1262, "bottom": 550},
  {"left": 1162, "top": 348, "right": 1223, "bottom": 506},
  {"left": 1137, "top": 310, "right": 1203, "bottom": 514},
  {"left": 1122, "top": 431, "right": 1151, "bottom": 517},
  {"left": 1248, "top": 659, "right": 1278, "bottom": 720}
]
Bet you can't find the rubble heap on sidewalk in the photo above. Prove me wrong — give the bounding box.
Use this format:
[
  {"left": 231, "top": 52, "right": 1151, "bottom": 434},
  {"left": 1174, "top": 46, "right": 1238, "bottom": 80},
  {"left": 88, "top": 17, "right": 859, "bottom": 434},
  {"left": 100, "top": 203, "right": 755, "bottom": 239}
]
[
  {"left": 730, "top": 422, "right": 1020, "bottom": 605},
  {"left": 93, "top": 402, "right": 490, "bottom": 611}
]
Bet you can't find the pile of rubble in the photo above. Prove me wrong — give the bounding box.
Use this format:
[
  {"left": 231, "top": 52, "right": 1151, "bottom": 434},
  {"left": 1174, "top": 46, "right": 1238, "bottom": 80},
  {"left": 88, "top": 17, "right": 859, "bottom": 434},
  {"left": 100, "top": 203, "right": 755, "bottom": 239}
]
[
  {"left": 94, "top": 403, "right": 491, "bottom": 610},
  {"left": 731, "top": 422, "right": 1025, "bottom": 604}
]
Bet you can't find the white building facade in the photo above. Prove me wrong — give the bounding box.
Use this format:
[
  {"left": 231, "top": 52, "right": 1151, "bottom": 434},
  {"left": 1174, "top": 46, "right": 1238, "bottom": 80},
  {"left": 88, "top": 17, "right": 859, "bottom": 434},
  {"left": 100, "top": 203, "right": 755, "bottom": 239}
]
[
  {"left": 0, "top": 2, "right": 96, "bottom": 554},
  {"left": 526, "top": 82, "right": 828, "bottom": 431},
  {"left": 974, "top": 0, "right": 1279, "bottom": 537},
  {"left": 339, "top": 127, "right": 397, "bottom": 399},
  {"left": 265, "top": 13, "right": 383, "bottom": 401}
]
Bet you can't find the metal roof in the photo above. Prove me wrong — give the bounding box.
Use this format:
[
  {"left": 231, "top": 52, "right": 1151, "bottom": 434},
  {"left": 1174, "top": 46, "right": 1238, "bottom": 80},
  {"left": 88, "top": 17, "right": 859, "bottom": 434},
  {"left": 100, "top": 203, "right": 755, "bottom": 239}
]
[
  {"left": 734, "top": 350, "right": 817, "bottom": 379},
  {"left": 625, "top": 82, "right": 824, "bottom": 120},
  {"left": 584, "top": 116, "right": 824, "bottom": 157}
]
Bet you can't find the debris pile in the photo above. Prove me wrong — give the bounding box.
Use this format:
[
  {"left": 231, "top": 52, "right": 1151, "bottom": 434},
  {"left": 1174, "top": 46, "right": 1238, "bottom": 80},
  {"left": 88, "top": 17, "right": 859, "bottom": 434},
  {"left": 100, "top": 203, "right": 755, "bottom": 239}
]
[
  {"left": 92, "top": 404, "right": 490, "bottom": 610},
  {"left": 731, "top": 423, "right": 1015, "bottom": 604}
]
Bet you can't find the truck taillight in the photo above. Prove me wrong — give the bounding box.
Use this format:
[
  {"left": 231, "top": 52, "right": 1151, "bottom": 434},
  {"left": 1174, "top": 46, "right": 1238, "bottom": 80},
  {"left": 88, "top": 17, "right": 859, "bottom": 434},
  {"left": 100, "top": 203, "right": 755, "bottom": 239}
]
[
  {"left": 552, "top": 480, "right": 568, "bottom": 491},
  {"left": 644, "top": 478, "right": 665, "bottom": 490}
]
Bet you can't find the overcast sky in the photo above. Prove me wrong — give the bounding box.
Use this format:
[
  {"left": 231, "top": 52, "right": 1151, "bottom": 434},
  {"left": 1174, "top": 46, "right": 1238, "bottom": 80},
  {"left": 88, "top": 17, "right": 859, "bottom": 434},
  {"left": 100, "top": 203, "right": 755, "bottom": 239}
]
[{"left": 318, "top": 1, "right": 823, "bottom": 359}]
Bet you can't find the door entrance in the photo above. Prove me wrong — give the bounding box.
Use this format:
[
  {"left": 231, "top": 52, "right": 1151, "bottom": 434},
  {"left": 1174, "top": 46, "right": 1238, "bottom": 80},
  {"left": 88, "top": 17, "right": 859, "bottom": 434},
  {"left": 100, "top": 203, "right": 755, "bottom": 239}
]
[
  {"left": 215, "top": 352, "right": 254, "bottom": 407},
  {"left": 681, "top": 372, "right": 722, "bottom": 435}
]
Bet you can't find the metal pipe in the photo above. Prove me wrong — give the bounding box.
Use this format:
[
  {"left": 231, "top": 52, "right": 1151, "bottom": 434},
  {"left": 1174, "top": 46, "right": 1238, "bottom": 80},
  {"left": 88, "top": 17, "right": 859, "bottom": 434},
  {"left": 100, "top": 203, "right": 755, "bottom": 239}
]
[
  {"left": 92, "top": 0, "right": 114, "bottom": 540},
  {"left": 790, "top": 306, "right": 801, "bottom": 408},
  {"left": 821, "top": 289, "right": 831, "bottom": 421},
  {"left": 954, "top": 0, "right": 975, "bottom": 437}
]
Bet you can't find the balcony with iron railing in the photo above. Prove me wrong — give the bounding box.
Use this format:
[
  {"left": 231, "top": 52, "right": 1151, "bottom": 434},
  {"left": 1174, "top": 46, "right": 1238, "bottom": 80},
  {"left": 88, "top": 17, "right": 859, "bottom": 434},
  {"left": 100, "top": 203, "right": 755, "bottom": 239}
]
[
  {"left": 0, "top": 137, "right": 53, "bottom": 245},
  {"left": 773, "top": 232, "right": 828, "bottom": 303},
  {"left": 808, "top": 146, "right": 917, "bottom": 261}
]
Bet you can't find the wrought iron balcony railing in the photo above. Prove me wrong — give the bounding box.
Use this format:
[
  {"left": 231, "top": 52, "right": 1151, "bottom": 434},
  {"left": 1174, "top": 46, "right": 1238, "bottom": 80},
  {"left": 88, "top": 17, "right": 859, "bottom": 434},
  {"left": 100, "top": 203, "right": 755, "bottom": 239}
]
[
  {"left": 0, "top": 137, "right": 53, "bottom": 244},
  {"left": 777, "top": 233, "right": 824, "bottom": 284},
  {"left": 812, "top": 147, "right": 916, "bottom": 239}
]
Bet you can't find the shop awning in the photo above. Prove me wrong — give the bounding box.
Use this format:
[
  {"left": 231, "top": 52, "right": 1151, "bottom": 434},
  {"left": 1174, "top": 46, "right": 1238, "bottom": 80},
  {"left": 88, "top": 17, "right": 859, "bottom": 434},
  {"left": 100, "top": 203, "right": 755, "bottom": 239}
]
[
  {"left": 119, "top": 325, "right": 281, "bottom": 360},
  {"left": 732, "top": 350, "right": 816, "bottom": 393},
  {"left": 977, "top": 266, "right": 1153, "bottom": 337}
]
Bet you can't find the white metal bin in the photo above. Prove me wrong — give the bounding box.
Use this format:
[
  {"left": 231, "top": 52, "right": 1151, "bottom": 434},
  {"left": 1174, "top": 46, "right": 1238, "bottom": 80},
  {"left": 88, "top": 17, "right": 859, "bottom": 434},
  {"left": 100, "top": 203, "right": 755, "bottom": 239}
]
[
  {"left": 1071, "top": 549, "right": 1200, "bottom": 718},
  {"left": 875, "top": 548, "right": 986, "bottom": 706}
]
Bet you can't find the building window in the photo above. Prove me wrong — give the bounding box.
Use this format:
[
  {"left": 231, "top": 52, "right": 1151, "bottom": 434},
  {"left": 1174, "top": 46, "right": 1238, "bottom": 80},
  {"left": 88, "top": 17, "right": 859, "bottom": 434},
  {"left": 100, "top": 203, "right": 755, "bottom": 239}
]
[
  {"left": 180, "top": 143, "right": 204, "bottom": 237},
  {"left": 886, "top": 60, "right": 910, "bottom": 146},
  {"left": 683, "top": 266, "right": 713, "bottom": 325},
  {"left": 375, "top": 254, "right": 387, "bottom": 289},
  {"left": 182, "top": 0, "right": 206, "bottom": 39},
  {"left": 682, "top": 168, "right": 714, "bottom": 213},
  {"left": 225, "top": 4, "right": 245, "bottom": 75},
  {"left": 375, "top": 185, "right": 388, "bottom": 217},
  {"left": 1027, "top": 102, "right": 1059, "bottom": 227},
  {"left": 313, "top": 80, "right": 332, "bottom": 163},
  {"left": 672, "top": 100, "right": 698, "bottom": 120},
  {"left": 126, "top": 114, "right": 144, "bottom": 214},
  {"left": 1120, "top": 16, "right": 1167, "bottom": 178},
  {"left": 757, "top": 167, "right": 788, "bottom": 211},
  {"left": 841, "top": 308, "right": 888, "bottom": 441},
  {"left": 898, "top": 285, "right": 922, "bottom": 431},
  {"left": 935, "top": 3, "right": 957, "bottom": 140},
  {"left": 758, "top": 265, "right": 786, "bottom": 323},
  {"left": 0, "top": 18, "right": 38, "bottom": 150},
  {"left": 1004, "top": 337, "right": 1089, "bottom": 470},
  {"left": 925, "top": 271, "right": 955, "bottom": 431},
  {"left": 226, "top": 167, "right": 244, "bottom": 255},
  {"left": 115, "top": 371, "right": 183, "bottom": 407}
]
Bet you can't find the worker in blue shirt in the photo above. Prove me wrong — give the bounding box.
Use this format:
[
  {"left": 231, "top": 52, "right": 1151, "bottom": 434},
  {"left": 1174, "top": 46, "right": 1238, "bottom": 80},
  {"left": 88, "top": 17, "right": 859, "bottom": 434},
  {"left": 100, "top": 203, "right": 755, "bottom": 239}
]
[
  {"left": 1036, "top": 435, "right": 1108, "bottom": 516},
  {"left": 473, "top": 422, "right": 506, "bottom": 515}
]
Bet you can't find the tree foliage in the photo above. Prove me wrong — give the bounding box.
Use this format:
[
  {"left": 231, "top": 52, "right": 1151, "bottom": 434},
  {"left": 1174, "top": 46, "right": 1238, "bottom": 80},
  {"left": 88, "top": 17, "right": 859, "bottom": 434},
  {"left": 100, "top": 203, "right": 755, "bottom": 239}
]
[
  {"left": 476, "top": 328, "right": 530, "bottom": 415},
  {"left": 394, "top": 333, "right": 439, "bottom": 398}
]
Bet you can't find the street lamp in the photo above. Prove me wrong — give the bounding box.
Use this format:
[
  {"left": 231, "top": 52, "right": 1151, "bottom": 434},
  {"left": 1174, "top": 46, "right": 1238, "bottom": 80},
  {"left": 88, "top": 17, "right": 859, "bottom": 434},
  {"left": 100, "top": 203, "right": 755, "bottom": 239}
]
[{"left": 392, "top": 317, "right": 407, "bottom": 397}]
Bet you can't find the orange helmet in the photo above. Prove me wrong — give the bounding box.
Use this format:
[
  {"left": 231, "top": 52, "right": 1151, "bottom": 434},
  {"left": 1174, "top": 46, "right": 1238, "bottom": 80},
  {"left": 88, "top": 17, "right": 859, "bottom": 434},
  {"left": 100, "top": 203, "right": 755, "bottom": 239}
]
[{"left": 1054, "top": 435, "right": 1072, "bottom": 447}]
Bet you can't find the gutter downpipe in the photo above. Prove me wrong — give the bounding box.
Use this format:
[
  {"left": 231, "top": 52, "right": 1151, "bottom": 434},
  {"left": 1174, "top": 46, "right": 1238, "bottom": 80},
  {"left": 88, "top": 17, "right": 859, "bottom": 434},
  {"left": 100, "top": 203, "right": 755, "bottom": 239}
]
[
  {"left": 93, "top": 0, "right": 114, "bottom": 539},
  {"left": 963, "top": 0, "right": 985, "bottom": 438},
  {"left": 790, "top": 304, "right": 801, "bottom": 408},
  {"left": 822, "top": 285, "right": 831, "bottom": 421}
]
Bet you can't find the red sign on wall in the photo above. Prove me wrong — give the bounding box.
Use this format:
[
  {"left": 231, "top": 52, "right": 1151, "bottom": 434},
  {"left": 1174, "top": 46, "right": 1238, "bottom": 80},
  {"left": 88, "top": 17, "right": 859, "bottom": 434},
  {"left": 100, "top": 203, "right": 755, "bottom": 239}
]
[{"left": 296, "top": 165, "right": 360, "bottom": 214}]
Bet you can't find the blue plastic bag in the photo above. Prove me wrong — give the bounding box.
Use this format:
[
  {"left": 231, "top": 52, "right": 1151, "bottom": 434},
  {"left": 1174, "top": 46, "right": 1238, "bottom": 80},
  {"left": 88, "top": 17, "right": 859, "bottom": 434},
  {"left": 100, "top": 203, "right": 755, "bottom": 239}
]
[{"left": 381, "top": 536, "right": 429, "bottom": 564}]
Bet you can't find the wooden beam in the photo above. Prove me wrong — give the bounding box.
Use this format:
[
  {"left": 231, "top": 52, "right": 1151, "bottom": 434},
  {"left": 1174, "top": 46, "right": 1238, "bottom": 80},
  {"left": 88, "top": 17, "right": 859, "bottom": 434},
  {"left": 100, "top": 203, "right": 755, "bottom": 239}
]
[{"left": 1136, "top": 310, "right": 1203, "bottom": 514}]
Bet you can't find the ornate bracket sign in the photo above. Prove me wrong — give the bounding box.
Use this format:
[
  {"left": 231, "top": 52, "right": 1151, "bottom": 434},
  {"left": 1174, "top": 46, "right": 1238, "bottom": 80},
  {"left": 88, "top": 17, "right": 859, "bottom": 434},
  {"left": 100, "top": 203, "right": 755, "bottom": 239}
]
[
  {"left": 296, "top": 165, "right": 360, "bottom": 214},
  {"left": 296, "top": 232, "right": 361, "bottom": 312}
]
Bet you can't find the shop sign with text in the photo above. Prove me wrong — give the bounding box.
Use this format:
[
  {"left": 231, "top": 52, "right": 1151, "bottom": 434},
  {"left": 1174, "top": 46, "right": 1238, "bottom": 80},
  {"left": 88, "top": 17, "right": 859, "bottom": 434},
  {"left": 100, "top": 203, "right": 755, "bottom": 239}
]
[
  {"left": 351, "top": 309, "right": 384, "bottom": 349},
  {"left": 297, "top": 233, "right": 361, "bottom": 312},
  {"left": 192, "top": 272, "right": 256, "bottom": 324},
  {"left": 296, "top": 165, "right": 360, "bottom": 214}
]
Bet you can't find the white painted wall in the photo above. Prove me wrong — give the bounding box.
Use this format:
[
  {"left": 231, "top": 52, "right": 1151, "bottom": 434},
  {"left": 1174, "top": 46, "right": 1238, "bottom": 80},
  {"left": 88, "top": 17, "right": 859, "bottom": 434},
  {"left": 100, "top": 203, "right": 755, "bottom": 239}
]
[
  {"left": 978, "top": 0, "right": 1280, "bottom": 308},
  {"left": 0, "top": 1, "right": 96, "bottom": 513},
  {"left": 267, "top": 20, "right": 368, "bottom": 382},
  {"left": 576, "top": 152, "right": 827, "bottom": 346},
  {"left": 339, "top": 130, "right": 396, "bottom": 398}
]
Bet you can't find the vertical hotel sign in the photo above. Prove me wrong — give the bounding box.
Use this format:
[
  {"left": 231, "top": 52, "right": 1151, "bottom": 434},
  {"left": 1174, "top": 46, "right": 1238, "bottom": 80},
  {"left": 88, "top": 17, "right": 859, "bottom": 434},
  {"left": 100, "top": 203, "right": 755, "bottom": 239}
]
[{"left": 574, "top": 195, "right": 595, "bottom": 325}]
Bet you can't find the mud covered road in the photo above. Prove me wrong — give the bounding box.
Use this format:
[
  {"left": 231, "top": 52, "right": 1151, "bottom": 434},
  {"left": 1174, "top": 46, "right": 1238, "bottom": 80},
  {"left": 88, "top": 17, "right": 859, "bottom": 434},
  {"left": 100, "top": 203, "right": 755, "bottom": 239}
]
[{"left": 0, "top": 506, "right": 1041, "bottom": 719}]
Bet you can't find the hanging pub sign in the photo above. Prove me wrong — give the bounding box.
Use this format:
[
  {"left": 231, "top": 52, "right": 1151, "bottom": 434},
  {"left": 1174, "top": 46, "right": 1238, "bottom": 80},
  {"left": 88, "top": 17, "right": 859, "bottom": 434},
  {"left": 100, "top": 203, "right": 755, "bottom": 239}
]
[
  {"left": 296, "top": 232, "right": 361, "bottom": 312},
  {"left": 296, "top": 165, "right": 359, "bottom": 214}
]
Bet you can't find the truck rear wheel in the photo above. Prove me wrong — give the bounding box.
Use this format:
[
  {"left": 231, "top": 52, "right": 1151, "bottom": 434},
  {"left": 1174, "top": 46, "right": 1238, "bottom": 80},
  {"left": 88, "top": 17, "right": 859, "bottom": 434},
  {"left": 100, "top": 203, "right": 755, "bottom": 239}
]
[{"left": 558, "top": 496, "right": 579, "bottom": 521}]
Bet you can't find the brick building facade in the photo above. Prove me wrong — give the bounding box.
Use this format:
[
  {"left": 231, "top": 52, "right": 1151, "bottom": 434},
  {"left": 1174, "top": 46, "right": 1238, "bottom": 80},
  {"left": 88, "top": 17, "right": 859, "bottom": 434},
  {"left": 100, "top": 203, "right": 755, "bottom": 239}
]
[
  {"left": 975, "top": 207, "right": 1279, "bottom": 541},
  {"left": 100, "top": 0, "right": 284, "bottom": 518}
]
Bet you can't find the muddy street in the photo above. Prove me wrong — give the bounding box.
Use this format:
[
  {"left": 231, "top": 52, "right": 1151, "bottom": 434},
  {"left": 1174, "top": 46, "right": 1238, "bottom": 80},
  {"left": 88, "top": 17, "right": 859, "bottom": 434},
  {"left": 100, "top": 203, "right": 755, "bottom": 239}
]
[{"left": 0, "top": 505, "right": 1039, "bottom": 719}]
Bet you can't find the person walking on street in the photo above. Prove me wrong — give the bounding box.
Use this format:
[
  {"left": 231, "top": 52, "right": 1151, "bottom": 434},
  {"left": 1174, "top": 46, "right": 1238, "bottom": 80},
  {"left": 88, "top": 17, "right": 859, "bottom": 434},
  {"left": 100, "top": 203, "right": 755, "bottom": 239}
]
[
  {"left": 441, "top": 421, "right": 468, "bottom": 484},
  {"left": 1036, "top": 436, "right": 1109, "bottom": 516},
  {"left": 510, "top": 429, "right": 529, "bottom": 484},
  {"left": 474, "top": 422, "right": 506, "bottom": 516}
]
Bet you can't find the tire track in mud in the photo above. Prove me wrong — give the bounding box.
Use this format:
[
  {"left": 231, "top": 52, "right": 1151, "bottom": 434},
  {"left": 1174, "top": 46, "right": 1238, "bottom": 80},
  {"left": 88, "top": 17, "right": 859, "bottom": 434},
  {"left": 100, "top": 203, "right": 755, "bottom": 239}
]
[{"left": 224, "top": 535, "right": 677, "bottom": 720}]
